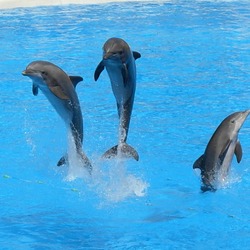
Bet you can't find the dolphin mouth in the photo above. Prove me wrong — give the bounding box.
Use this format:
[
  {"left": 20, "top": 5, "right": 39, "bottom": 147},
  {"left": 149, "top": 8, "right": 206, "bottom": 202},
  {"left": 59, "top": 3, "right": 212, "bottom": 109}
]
[
  {"left": 103, "top": 55, "right": 116, "bottom": 61},
  {"left": 22, "top": 69, "right": 33, "bottom": 76},
  {"left": 236, "top": 110, "right": 250, "bottom": 132},
  {"left": 22, "top": 69, "right": 39, "bottom": 76},
  {"left": 103, "top": 52, "right": 121, "bottom": 61},
  {"left": 102, "top": 56, "right": 121, "bottom": 65},
  {"left": 22, "top": 70, "right": 28, "bottom": 76},
  {"left": 244, "top": 110, "right": 250, "bottom": 116},
  {"left": 103, "top": 53, "right": 112, "bottom": 60},
  {"left": 241, "top": 110, "right": 250, "bottom": 120}
]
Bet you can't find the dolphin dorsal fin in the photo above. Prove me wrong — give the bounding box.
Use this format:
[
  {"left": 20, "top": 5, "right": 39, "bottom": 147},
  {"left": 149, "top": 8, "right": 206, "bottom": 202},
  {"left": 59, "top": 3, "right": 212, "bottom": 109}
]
[
  {"left": 32, "top": 84, "right": 39, "bottom": 96},
  {"left": 69, "top": 76, "right": 83, "bottom": 88},
  {"left": 133, "top": 51, "right": 141, "bottom": 60},
  {"left": 94, "top": 61, "right": 105, "bottom": 81},
  {"left": 193, "top": 154, "right": 204, "bottom": 169},
  {"left": 235, "top": 141, "right": 242, "bottom": 163}
]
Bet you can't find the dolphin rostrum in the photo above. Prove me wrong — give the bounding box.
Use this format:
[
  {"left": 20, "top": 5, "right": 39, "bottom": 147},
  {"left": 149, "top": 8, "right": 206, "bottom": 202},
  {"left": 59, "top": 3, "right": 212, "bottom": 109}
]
[
  {"left": 22, "top": 60, "right": 92, "bottom": 173},
  {"left": 94, "top": 37, "right": 141, "bottom": 161},
  {"left": 193, "top": 110, "right": 250, "bottom": 192}
]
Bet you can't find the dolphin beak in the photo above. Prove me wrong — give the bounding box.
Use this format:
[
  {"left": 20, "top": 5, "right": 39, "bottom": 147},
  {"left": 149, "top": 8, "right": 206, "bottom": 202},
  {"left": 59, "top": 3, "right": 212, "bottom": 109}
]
[
  {"left": 245, "top": 110, "right": 250, "bottom": 115},
  {"left": 239, "top": 110, "right": 250, "bottom": 126},
  {"left": 242, "top": 110, "right": 250, "bottom": 119},
  {"left": 22, "top": 70, "right": 28, "bottom": 76},
  {"left": 103, "top": 52, "right": 113, "bottom": 60},
  {"left": 22, "top": 69, "right": 37, "bottom": 76}
]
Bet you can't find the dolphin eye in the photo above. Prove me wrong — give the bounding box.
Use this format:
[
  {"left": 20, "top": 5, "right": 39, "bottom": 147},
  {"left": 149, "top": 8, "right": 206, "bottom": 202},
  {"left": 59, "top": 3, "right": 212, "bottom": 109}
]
[
  {"left": 41, "top": 71, "right": 47, "bottom": 75},
  {"left": 231, "top": 120, "right": 235, "bottom": 124}
]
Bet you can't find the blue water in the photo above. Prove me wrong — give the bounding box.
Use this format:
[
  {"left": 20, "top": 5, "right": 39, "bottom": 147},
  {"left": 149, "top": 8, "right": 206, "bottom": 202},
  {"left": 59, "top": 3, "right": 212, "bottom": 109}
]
[{"left": 1, "top": 0, "right": 250, "bottom": 249}]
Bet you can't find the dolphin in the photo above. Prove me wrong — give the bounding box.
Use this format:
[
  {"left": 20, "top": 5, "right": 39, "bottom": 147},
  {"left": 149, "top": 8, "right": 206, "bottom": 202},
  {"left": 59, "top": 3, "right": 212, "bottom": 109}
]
[
  {"left": 22, "top": 60, "right": 92, "bottom": 173},
  {"left": 94, "top": 37, "right": 141, "bottom": 161},
  {"left": 193, "top": 110, "right": 250, "bottom": 192}
]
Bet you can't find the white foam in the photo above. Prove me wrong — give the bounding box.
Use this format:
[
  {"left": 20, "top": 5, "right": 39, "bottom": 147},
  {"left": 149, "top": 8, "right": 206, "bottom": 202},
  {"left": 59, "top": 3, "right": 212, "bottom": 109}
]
[
  {"left": 90, "top": 158, "right": 148, "bottom": 202},
  {"left": 63, "top": 131, "right": 91, "bottom": 182},
  {"left": 64, "top": 132, "right": 148, "bottom": 203},
  {"left": 217, "top": 168, "right": 242, "bottom": 190}
]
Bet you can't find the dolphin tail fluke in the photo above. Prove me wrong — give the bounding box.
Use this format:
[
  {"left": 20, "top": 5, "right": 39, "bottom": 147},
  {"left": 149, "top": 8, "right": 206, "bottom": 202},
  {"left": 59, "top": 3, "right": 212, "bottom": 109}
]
[
  {"left": 201, "top": 184, "right": 216, "bottom": 193},
  {"left": 78, "top": 151, "right": 92, "bottom": 174},
  {"left": 57, "top": 155, "right": 68, "bottom": 167},
  {"left": 102, "top": 143, "right": 139, "bottom": 161},
  {"left": 57, "top": 152, "right": 92, "bottom": 174}
]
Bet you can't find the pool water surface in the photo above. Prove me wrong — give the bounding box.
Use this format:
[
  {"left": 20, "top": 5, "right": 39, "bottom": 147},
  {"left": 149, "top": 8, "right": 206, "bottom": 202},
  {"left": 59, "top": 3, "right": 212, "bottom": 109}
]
[{"left": 1, "top": 0, "right": 250, "bottom": 249}]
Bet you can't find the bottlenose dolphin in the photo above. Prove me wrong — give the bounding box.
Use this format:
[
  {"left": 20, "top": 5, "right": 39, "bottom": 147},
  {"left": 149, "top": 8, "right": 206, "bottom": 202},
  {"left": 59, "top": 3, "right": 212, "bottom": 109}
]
[
  {"left": 94, "top": 37, "right": 141, "bottom": 161},
  {"left": 193, "top": 110, "right": 250, "bottom": 192},
  {"left": 22, "top": 60, "right": 92, "bottom": 172}
]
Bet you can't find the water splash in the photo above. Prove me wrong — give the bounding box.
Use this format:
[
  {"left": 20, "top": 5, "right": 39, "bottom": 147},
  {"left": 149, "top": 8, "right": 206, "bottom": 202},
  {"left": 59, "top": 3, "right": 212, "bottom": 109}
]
[
  {"left": 24, "top": 107, "right": 37, "bottom": 156},
  {"left": 217, "top": 168, "right": 242, "bottom": 190},
  {"left": 90, "top": 158, "right": 148, "bottom": 203},
  {"left": 193, "top": 167, "right": 242, "bottom": 191},
  {"left": 63, "top": 131, "right": 91, "bottom": 182},
  {"left": 64, "top": 132, "right": 148, "bottom": 203}
]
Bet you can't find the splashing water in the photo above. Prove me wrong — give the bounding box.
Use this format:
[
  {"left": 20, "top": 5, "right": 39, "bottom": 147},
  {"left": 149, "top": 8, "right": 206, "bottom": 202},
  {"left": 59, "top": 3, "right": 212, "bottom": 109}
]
[
  {"left": 64, "top": 131, "right": 148, "bottom": 203},
  {"left": 64, "top": 131, "right": 91, "bottom": 182},
  {"left": 217, "top": 167, "right": 242, "bottom": 190},
  {"left": 91, "top": 158, "right": 149, "bottom": 203},
  {"left": 193, "top": 166, "right": 242, "bottom": 191}
]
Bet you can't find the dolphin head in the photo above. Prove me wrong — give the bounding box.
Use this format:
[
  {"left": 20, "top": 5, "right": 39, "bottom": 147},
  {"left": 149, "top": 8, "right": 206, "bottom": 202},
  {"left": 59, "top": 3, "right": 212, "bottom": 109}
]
[
  {"left": 22, "top": 61, "right": 74, "bottom": 98},
  {"left": 102, "top": 38, "right": 130, "bottom": 63},
  {"left": 23, "top": 60, "right": 76, "bottom": 100},
  {"left": 221, "top": 110, "right": 250, "bottom": 134},
  {"left": 22, "top": 61, "right": 57, "bottom": 92},
  {"left": 22, "top": 61, "right": 58, "bottom": 84}
]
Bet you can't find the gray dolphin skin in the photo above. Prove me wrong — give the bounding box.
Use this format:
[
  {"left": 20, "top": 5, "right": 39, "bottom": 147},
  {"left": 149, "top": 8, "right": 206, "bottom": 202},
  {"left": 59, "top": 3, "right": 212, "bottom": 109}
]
[
  {"left": 22, "top": 60, "right": 92, "bottom": 173},
  {"left": 193, "top": 110, "right": 250, "bottom": 192},
  {"left": 94, "top": 37, "right": 141, "bottom": 161}
]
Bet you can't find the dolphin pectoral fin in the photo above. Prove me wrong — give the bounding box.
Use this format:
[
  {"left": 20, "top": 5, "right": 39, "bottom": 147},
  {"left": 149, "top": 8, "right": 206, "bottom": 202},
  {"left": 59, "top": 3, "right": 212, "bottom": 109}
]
[
  {"left": 133, "top": 51, "right": 141, "bottom": 60},
  {"left": 235, "top": 141, "right": 242, "bottom": 163},
  {"left": 69, "top": 76, "right": 83, "bottom": 88},
  {"left": 32, "top": 84, "right": 39, "bottom": 96},
  {"left": 121, "top": 63, "right": 129, "bottom": 87},
  {"left": 219, "top": 139, "right": 231, "bottom": 165},
  {"left": 193, "top": 155, "right": 204, "bottom": 169},
  {"left": 102, "top": 143, "right": 139, "bottom": 161},
  {"left": 49, "top": 86, "right": 69, "bottom": 100},
  {"left": 94, "top": 61, "right": 105, "bottom": 81}
]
